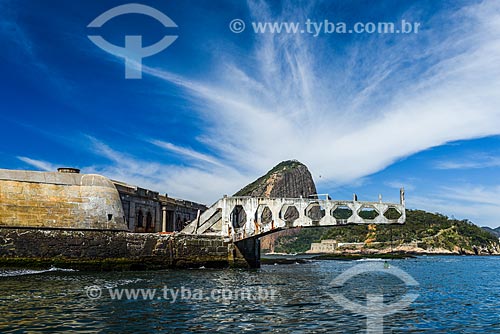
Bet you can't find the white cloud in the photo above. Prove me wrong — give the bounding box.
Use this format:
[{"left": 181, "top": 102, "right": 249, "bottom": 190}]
[
  {"left": 435, "top": 154, "right": 500, "bottom": 170},
  {"left": 79, "top": 137, "right": 249, "bottom": 204},
  {"left": 439, "top": 185, "right": 500, "bottom": 207},
  {"left": 385, "top": 180, "right": 416, "bottom": 192},
  {"left": 409, "top": 184, "right": 500, "bottom": 228},
  {"left": 129, "top": 0, "right": 500, "bottom": 188},
  {"left": 150, "top": 140, "right": 224, "bottom": 167},
  {"left": 74, "top": 0, "right": 500, "bottom": 212},
  {"left": 17, "top": 156, "right": 57, "bottom": 172}
]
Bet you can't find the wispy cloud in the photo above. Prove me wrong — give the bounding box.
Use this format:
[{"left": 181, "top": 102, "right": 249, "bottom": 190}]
[
  {"left": 0, "top": 1, "right": 34, "bottom": 56},
  {"left": 439, "top": 185, "right": 500, "bottom": 207},
  {"left": 17, "top": 156, "right": 58, "bottom": 172},
  {"left": 150, "top": 140, "right": 223, "bottom": 167},
  {"left": 132, "top": 0, "right": 500, "bottom": 186},
  {"left": 0, "top": 1, "right": 74, "bottom": 98},
  {"left": 410, "top": 195, "right": 498, "bottom": 226},
  {"left": 435, "top": 154, "right": 500, "bottom": 170},
  {"left": 81, "top": 137, "right": 249, "bottom": 203},
  {"left": 409, "top": 184, "right": 500, "bottom": 228},
  {"left": 385, "top": 180, "right": 416, "bottom": 192}
]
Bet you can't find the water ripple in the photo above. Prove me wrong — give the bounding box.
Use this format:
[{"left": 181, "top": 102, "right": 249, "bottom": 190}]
[{"left": 1, "top": 256, "right": 499, "bottom": 333}]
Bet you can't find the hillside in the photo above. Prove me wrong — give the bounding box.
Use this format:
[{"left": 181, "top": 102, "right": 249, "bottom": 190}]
[
  {"left": 235, "top": 160, "right": 317, "bottom": 252},
  {"left": 482, "top": 226, "right": 500, "bottom": 238},
  {"left": 266, "top": 210, "right": 500, "bottom": 255}
]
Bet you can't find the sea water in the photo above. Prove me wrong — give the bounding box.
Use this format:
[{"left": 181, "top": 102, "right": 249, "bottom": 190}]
[{"left": 1, "top": 256, "right": 499, "bottom": 333}]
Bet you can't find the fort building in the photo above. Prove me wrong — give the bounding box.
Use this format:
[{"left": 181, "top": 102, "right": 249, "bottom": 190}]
[
  {"left": 113, "top": 180, "right": 207, "bottom": 233},
  {"left": 308, "top": 239, "right": 338, "bottom": 253},
  {"left": 0, "top": 168, "right": 206, "bottom": 233},
  {"left": 0, "top": 167, "right": 236, "bottom": 270}
]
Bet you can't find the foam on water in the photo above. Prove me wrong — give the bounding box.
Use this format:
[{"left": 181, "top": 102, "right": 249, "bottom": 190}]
[{"left": 0, "top": 267, "right": 76, "bottom": 277}]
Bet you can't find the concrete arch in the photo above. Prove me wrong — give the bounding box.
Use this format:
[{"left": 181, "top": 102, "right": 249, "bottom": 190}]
[
  {"left": 305, "top": 202, "right": 326, "bottom": 222},
  {"left": 358, "top": 205, "right": 380, "bottom": 220},
  {"left": 280, "top": 204, "right": 300, "bottom": 227},
  {"left": 332, "top": 204, "right": 354, "bottom": 224},
  {"left": 383, "top": 207, "right": 403, "bottom": 220},
  {"left": 230, "top": 205, "right": 247, "bottom": 229},
  {"left": 256, "top": 205, "right": 273, "bottom": 225}
]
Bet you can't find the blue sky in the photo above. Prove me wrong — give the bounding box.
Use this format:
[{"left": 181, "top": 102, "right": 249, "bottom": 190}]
[{"left": 1, "top": 0, "right": 500, "bottom": 227}]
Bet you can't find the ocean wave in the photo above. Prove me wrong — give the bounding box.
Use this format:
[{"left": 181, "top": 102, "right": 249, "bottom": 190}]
[
  {"left": 355, "top": 258, "right": 385, "bottom": 262},
  {"left": 0, "top": 267, "right": 77, "bottom": 277},
  {"left": 101, "top": 278, "right": 145, "bottom": 289}
]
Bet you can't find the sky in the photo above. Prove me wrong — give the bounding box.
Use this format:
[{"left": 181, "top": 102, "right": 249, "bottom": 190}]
[{"left": 0, "top": 0, "right": 499, "bottom": 227}]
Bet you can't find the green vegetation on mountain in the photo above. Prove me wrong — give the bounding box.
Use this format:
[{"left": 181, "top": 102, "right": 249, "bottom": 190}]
[
  {"left": 482, "top": 226, "right": 500, "bottom": 238},
  {"left": 266, "top": 210, "right": 500, "bottom": 254},
  {"left": 235, "top": 160, "right": 499, "bottom": 255}
]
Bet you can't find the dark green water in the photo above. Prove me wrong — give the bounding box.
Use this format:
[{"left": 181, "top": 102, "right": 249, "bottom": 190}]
[{"left": 1, "top": 256, "right": 499, "bottom": 333}]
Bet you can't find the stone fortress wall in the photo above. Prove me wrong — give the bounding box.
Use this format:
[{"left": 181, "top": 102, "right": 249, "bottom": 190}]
[
  {"left": 0, "top": 168, "right": 126, "bottom": 231},
  {"left": 0, "top": 168, "right": 206, "bottom": 233},
  {"left": 0, "top": 168, "right": 240, "bottom": 269}
]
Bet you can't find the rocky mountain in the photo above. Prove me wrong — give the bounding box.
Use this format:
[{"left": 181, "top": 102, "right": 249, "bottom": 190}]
[
  {"left": 235, "top": 160, "right": 317, "bottom": 198},
  {"left": 235, "top": 160, "right": 317, "bottom": 253}
]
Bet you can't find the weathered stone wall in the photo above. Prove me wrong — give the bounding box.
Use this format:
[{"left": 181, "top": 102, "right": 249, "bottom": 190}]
[
  {"left": 114, "top": 181, "right": 207, "bottom": 233},
  {"left": 0, "top": 228, "right": 236, "bottom": 270},
  {"left": 0, "top": 169, "right": 126, "bottom": 230},
  {"left": 308, "top": 239, "right": 338, "bottom": 253},
  {"left": 115, "top": 182, "right": 161, "bottom": 232}
]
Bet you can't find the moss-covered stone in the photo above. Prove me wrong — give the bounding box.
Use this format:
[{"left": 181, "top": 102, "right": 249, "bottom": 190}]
[{"left": 0, "top": 228, "right": 243, "bottom": 271}]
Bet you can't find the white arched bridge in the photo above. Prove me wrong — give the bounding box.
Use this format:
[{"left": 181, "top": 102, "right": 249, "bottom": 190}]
[
  {"left": 181, "top": 189, "right": 405, "bottom": 267},
  {"left": 182, "top": 189, "right": 406, "bottom": 242}
]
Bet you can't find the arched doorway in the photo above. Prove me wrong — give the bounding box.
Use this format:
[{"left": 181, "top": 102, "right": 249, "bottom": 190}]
[
  {"left": 137, "top": 210, "right": 144, "bottom": 229},
  {"left": 146, "top": 212, "right": 153, "bottom": 232}
]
